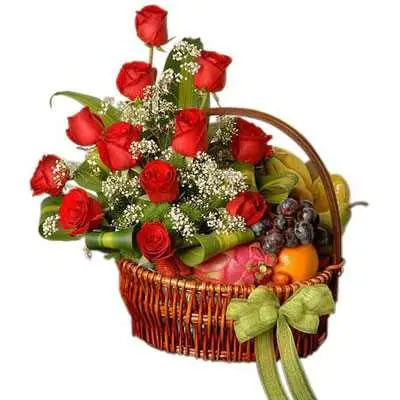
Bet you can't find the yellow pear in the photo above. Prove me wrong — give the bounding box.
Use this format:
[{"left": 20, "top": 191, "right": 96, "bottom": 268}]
[
  {"left": 273, "top": 147, "right": 313, "bottom": 191},
  {"left": 311, "top": 174, "right": 350, "bottom": 212}
]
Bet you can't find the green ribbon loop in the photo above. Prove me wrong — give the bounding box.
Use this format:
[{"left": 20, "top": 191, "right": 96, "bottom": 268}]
[{"left": 227, "top": 284, "right": 335, "bottom": 400}]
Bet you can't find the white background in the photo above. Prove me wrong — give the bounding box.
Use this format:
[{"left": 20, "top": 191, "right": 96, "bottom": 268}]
[{"left": 0, "top": 0, "right": 398, "bottom": 399}]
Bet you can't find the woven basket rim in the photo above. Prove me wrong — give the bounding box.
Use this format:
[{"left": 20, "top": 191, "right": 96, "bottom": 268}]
[{"left": 118, "top": 258, "right": 345, "bottom": 295}]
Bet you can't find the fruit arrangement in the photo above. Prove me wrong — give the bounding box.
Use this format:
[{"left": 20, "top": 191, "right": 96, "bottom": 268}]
[
  {"left": 31, "top": 4, "right": 361, "bottom": 288},
  {"left": 29, "top": 6, "right": 364, "bottom": 400}
]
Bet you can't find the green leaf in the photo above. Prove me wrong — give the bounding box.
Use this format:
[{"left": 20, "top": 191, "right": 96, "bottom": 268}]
[
  {"left": 39, "top": 196, "right": 80, "bottom": 241},
  {"left": 168, "top": 152, "right": 187, "bottom": 169},
  {"left": 232, "top": 162, "right": 257, "bottom": 191},
  {"left": 50, "top": 91, "right": 121, "bottom": 126},
  {"left": 138, "top": 202, "right": 172, "bottom": 223},
  {"left": 258, "top": 172, "right": 299, "bottom": 204},
  {"left": 179, "top": 203, "right": 203, "bottom": 223},
  {"left": 163, "top": 38, "right": 209, "bottom": 108},
  {"left": 177, "top": 229, "right": 255, "bottom": 267},
  {"left": 73, "top": 151, "right": 109, "bottom": 192}
]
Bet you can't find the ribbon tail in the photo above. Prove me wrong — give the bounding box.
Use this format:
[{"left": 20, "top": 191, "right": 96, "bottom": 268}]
[
  {"left": 255, "top": 331, "right": 290, "bottom": 400},
  {"left": 277, "top": 317, "right": 317, "bottom": 400}
]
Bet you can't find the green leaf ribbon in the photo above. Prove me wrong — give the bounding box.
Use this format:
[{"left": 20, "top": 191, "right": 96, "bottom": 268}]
[
  {"left": 85, "top": 229, "right": 134, "bottom": 252},
  {"left": 177, "top": 229, "right": 255, "bottom": 267},
  {"left": 227, "top": 285, "right": 335, "bottom": 400},
  {"left": 50, "top": 91, "right": 121, "bottom": 126}
]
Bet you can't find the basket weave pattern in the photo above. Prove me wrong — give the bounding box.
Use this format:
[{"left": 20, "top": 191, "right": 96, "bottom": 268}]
[{"left": 118, "top": 260, "right": 341, "bottom": 361}]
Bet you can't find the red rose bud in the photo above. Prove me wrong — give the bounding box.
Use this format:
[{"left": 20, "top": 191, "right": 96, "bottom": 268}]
[
  {"left": 139, "top": 160, "right": 179, "bottom": 203},
  {"left": 230, "top": 118, "right": 273, "bottom": 165},
  {"left": 59, "top": 188, "right": 103, "bottom": 236},
  {"left": 194, "top": 50, "right": 232, "bottom": 93},
  {"left": 30, "top": 155, "right": 70, "bottom": 196},
  {"left": 97, "top": 122, "right": 141, "bottom": 171},
  {"left": 116, "top": 61, "right": 157, "bottom": 100},
  {"left": 172, "top": 109, "right": 208, "bottom": 157},
  {"left": 136, "top": 222, "right": 173, "bottom": 261},
  {"left": 226, "top": 192, "right": 267, "bottom": 226},
  {"left": 66, "top": 107, "right": 104, "bottom": 146},
  {"left": 135, "top": 5, "right": 168, "bottom": 47}
]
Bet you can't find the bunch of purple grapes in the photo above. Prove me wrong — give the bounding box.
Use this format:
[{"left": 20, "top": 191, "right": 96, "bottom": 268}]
[{"left": 262, "top": 198, "right": 329, "bottom": 254}]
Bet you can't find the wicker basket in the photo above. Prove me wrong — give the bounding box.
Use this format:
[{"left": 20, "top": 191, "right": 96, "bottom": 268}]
[{"left": 118, "top": 107, "right": 344, "bottom": 362}]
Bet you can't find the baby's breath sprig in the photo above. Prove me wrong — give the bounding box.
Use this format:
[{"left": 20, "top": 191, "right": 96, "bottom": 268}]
[
  {"left": 212, "top": 116, "right": 238, "bottom": 145},
  {"left": 51, "top": 159, "right": 70, "bottom": 190},
  {"left": 101, "top": 173, "right": 142, "bottom": 210},
  {"left": 180, "top": 152, "right": 248, "bottom": 203},
  {"left": 206, "top": 208, "right": 247, "bottom": 235},
  {"left": 160, "top": 146, "right": 173, "bottom": 162},
  {"left": 119, "top": 69, "right": 178, "bottom": 130},
  {"left": 84, "top": 151, "right": 103, "bottom": 176},
  {"left": 98, "top": 97, "right": 115, "bottom": 116},
  {"left": 171, "top": 40, "right": 201, "bottom": 76},
  {"left": 130, "top": 139, "right": 160, "bottom": 160},
  {"left": 113, "top": 204, "right": 144, "bottom": 230},
  {"left": 42, "top": 215, "right": 59, "bottom": 238},
  {"left": 165, "top": 205, "right": 197, "bottom": 239}
]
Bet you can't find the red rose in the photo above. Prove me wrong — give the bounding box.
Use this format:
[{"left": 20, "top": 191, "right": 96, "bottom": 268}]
[
  {"left": 97, "top": 122, "right": 141, "bottom": 171},
  {"left": 66, "top": 107, "right": 104, "bottom": 146},
  {"left": 194, "top": 50, "right": 232, "bottom": 93},
  {"left": 136, "top": 222, "right": 173, "bottom": 261},
  {"left": 135, "top": 5, "right": 168, "bottom": 47},
  {"left": 230, "top": 118, "right": 273, "bottom": 165},
  {"left": 172, "top": 109, "right": 208, "bottom": 157},
  {"left": 139, "top": 160, "right": 179, "bottom": 203},
  {"left": 226, "top": 192, "right": 267, "bottom": 226},
  {"left": 116, "top": 61, "right": 157, "bottom": 100},
  {"left": 30, "top": 155, "right": 69, "bottom": 196},
  {"left": 59, "top": 188, "right": 103, "bottom": 236}
]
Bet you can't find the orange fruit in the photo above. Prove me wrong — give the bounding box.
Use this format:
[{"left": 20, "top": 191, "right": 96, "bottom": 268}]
[{"left": 273, "top": 244, "right": 319, "bottom": 282}]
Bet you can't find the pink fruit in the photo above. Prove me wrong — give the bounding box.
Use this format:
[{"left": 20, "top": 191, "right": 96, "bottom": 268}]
[{"left": 193, "top": 242, "right": 270, "bottom": 285}]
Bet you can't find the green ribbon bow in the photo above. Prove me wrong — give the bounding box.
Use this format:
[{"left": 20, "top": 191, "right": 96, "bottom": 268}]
[{"left": 227, "top": 284, "right": 335, "bottom": 400}]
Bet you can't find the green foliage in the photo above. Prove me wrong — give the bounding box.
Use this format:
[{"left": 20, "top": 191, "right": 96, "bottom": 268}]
[
  {"left": 73, "top": 151, "right": 109, "bottom": 193},
  {"left": 179, "top": 203, "right": 204, "bottom": 223},
  {"left": 168, "top": 152, "right": 187, "bottom": 169},
  {"left": 50, "top": 91, "right": 121, "bottom": 126},
  {"left": 163, "top": 38, "right": 209, "bottom": 108},
  {"left": 139, "top": 202, "right": 172, "bottom": 223},
  {"left": 232, "top": 162, "right": 257, "bottom": 191},
  {"left": 257, "top": 172, "right": 299, "bottom": 204},
  {"left": 39, "top": 196, "right": 80, "bottom": 241}
]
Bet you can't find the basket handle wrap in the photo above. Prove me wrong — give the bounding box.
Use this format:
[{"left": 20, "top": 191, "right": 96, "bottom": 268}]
[{"left": 206, "top": 107, "right": 342, "bottom": 264}]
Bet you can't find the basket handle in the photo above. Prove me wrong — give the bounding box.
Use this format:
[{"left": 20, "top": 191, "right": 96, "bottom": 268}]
[{"left": 205, "top": 107, "right": 342, "bottom": 264}]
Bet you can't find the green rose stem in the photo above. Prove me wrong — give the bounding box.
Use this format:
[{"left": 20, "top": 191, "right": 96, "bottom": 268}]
[
  {"left": 212, "top": 92, "right": 221, "bottom": 107},
  {"left": 85, "top": 229, "right": 134, "bottom": 252},
  {"left": 149, "top": 46, "right": 154, "bottom": 65},
  {"left": 200, "top": 91, "right": 208, "bottom": 109},
  {"left": 256, "top": 331, "right": 289, "bottom": 400}
]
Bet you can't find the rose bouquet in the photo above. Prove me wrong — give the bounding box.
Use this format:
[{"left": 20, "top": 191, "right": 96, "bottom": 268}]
[
  {"left": 31, "top": 4, "right": 355, "bottom": 285},
  {"left": 31, "top": 6, "right": 363, "bottom": 399}
]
